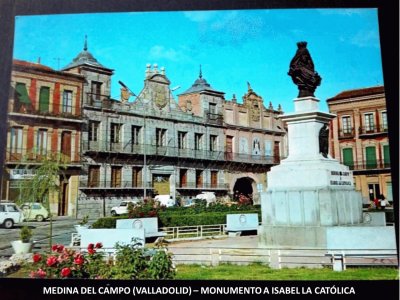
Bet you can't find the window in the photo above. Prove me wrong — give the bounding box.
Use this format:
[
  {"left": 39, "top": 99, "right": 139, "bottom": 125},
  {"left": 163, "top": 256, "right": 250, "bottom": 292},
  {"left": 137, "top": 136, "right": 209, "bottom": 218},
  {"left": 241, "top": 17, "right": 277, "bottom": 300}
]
[
  {"left": 196, "top": 170, "right": 203, "bottom": 188},
  {"left": 156, "top": 128, "right": 167, "bottom": 147},
  {"left": 88, "top": 166, "right": 100, "bottom": 187},
  {"left": 365, "top": 146, "right": 377, "bottom": 169},
  {"left": 132, "top": 167, "right": 142, "bottom": 187},
  {"left": 209, "top": 103, "right": 217, "bottom": 114},
  {"left": 341, "top": 116, "right": 352, "bottom": 134},
  {"left": 89, "top": 121, "right": 100, "bottom": 142},
  {"left": 10, "top": 127, "right": 23, "bottom": 157},
  {"left": 210, "top": 135, "right": 218, "bottom": 151},
  {"left": 61, "top": 131, "right": 72, "bottom": 162},
  {"left": 36, "top": 129, "right": 48, "bottom": 157},
  {"left": 178, "top": 131, "right": 187, "bottom": 149},
  {"left": 211, "top": 171, "right": 218, "bottom": 188},
  {"left": 111, "top": 123, "right": 121, "bottom": 143},
  {"left": 91, "top": 81, "right": 102, "bottom": 100},
  {"left": 195, "top": 133, "right": 203, "bottom": 150},
  {"left": 364, "top": 113, "right": 375, "bottom": 132},
  {"left": 342, "top": 148, "right": 354, "bottom": 169},
  {"left": 131, "top": 126, "right": 141, "bottom": 145},
  {"left": 62, "top": 90, "right": 73, "bottom": 113},
  {"left": 381, "top": 111, "right": 388, "bottom": 131},
  {"left": 39, "top": 86, "right": 50, "bottom": 113},
  {"left": 14, "top": 82, "right": 31, "bottom": 112},
  {"left": 179, "top": 169, "right": 187, "bottom": 187},
  {"left": 111, "top": 166, "right": 122, "bottom": 188},
  {"left": 383, "top": 145, "right": 390, "bottom": 168}
]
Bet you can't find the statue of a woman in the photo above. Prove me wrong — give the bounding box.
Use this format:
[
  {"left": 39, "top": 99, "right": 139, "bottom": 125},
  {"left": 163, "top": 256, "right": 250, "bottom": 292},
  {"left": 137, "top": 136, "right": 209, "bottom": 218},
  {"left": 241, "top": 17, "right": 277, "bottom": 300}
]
[{"left": 288, "top": 41, "right": 322, "bottom": 97}]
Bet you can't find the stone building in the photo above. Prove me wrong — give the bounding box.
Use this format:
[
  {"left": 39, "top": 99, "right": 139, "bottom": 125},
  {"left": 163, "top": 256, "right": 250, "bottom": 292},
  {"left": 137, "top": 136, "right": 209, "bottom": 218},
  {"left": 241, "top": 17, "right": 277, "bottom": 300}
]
[
  {"left": 1, "top": 59, "right": 85, "bottom": 216},
  {"left": 327, "top": 86, "right": 392, "bottom": 204},
  {"left": 60, "top": 42, "right": 287, "bottom": 218}
]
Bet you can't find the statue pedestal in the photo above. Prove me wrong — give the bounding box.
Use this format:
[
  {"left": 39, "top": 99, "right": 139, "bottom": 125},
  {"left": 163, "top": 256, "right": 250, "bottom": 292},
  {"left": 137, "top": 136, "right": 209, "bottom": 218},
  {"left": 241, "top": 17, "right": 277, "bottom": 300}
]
[{"left": 259, "top": 97, "right": 396, "bottom": 250}]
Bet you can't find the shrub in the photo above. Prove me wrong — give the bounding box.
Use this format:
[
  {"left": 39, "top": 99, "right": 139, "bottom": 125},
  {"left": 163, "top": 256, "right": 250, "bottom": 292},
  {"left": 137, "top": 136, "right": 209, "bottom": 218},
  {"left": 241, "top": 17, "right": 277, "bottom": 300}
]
[
  {"left": 20, "top": 226, "right": 32, "bottom": 243},
  {"left": 28, "top": 242, "right": 175, "bottom": 280},
  {"left": 91, "top": 217, "right": 123, "bottom": 229}
]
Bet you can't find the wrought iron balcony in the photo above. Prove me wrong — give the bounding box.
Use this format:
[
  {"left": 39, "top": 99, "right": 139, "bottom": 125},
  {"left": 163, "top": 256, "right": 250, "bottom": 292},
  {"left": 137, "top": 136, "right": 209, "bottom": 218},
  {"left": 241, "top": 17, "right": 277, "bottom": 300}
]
[
  {"left": 206, "top": 111, "right": 224, "bottom": 126},
  {"left": 85, "top": 93, "right": 112, "bottom": 109},
  {"left": 338, "top": 128, "right": 355, "bottom": 139},
  {"left": 79, "top": 180, "right": 153, "bottom": 189},
  {"left": 5, "top": 148, "right": 81, "bottom": 165},
  {"left": 176, "top": 182, "right": 230, "bottom": 190},
  {"left": 343, "top": 160, "right": 391, "bottom": 171},
  {"left": 82, "top": 140, "right": 283, "bottom": 165},
  {"left": 358, "top": 126, "right": 388, "bottom": 136},
  {"left": 9, "top": 99, "right": 81, "bottom": 119}
]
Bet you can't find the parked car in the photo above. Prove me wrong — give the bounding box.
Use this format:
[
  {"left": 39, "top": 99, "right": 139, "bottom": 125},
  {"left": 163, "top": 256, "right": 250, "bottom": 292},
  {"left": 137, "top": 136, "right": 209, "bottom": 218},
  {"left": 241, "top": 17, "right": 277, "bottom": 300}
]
[
  {"left": 110, "top": 200, "right": 138, "bottom": 216},
  {"left": 154, "top": 195, "right": 176, "bottom": 207},
  {"left": 0, "top": 202, "right": 24, "bottom": 229},
  {"left": 20, "top": 202, "right": 49, "bottom": 222}
]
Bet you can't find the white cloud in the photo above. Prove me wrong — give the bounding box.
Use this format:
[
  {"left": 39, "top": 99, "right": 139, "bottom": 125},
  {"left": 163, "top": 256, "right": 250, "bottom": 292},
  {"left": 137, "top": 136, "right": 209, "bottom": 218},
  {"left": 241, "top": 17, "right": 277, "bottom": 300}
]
[
  {"left": 148, "top": 45, "right": 187, "bottom": 61},
  {"left": 350, "top": 30, "right": 380, "bottom": 48},
  {"left": 183, "top": 11, "right": 218, "bottom": 23}
]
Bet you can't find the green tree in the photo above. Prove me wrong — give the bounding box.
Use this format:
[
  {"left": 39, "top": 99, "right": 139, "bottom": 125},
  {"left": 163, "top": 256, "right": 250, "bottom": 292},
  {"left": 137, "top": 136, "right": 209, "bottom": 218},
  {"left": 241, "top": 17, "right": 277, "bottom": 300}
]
[{"left": 18, "top": 156, "right": 67, "bottom": 251}]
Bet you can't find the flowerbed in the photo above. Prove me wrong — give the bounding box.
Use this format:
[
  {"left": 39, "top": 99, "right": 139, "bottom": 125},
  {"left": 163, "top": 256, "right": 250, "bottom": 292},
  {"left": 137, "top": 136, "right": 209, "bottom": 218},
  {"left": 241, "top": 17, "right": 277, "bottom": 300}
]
[{"left": 28, "top": 242, "right": 175, "bottom": 279}]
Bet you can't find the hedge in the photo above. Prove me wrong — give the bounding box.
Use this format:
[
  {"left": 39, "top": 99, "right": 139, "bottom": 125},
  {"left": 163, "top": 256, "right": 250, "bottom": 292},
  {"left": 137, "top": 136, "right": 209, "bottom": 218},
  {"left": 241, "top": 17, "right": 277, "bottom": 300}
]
[{"left": 91, "top": 208, "right": 261, "bottom": 228}]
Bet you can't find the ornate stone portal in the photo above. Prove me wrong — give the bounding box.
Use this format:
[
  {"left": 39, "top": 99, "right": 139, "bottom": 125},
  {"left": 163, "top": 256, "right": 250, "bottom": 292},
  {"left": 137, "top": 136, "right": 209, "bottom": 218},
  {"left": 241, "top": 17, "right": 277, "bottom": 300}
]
[{"left": 258, "top": 42, "right": 396, "bottom": 252}]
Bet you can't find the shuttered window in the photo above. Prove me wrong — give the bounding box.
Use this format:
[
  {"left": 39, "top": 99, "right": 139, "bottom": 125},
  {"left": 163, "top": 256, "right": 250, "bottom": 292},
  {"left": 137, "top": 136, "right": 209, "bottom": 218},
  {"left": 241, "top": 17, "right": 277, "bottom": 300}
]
[
  {"left": 342, "top": 148, "right": 354, "bottom": 169},
  {"left": 39, "top": 86, "right": 50, "bottom": 112}
]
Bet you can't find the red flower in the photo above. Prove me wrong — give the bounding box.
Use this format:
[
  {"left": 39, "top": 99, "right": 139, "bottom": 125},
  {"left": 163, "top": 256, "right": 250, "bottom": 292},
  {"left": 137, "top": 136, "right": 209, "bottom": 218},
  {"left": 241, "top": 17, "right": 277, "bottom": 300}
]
[
  {"left": 32, "top": 253, "right": 42, "bottom": 263},
  {"left": 73, "top": 254, "right": 84, "bottom": 265},
  {"left": 95, "top": 242, "right": 103, "bottom": 249},
  {"left": 51, "top": 245, "right": 59, "bottom": 252},
  {"left": 87, "top": 243, "right": 94, "bottom": 250},
  {"left": 61, "top": 267, "right": 71, "bottom": 278},
  {"left": 88, "top": 248, "right": 96, "bottom": 255},
  {"left": 57, "top": 245, "right": 64, "bottom": 253},
  {"left": 46, "top": 256, "right": 58, "bottom": 267},
  {"left": 30, "top": 268, "right": 47, "bottom": 278}
]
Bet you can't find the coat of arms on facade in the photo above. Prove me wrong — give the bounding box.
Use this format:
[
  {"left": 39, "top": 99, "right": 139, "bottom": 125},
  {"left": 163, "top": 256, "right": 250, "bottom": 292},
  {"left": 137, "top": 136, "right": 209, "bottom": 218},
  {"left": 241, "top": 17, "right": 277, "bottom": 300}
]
[{"left": 154, "top": 85, "right": 168, "bottom": 109}]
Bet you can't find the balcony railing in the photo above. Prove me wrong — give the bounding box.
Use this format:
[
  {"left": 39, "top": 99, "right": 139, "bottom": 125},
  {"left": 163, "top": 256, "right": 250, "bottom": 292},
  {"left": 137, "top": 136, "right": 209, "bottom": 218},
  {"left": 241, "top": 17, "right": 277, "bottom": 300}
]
[
  {"left": 85, "top": 93, "right": 112, "bottom": 109},
  {"left": 358, "top": 126, "right": 388, "bottom": 135},
  {"left": 5, "top": 148, "right": 81, "bottom": 164},
  {"left": 206, "top": 111, "right": 224, "bottom": 126},
  {"left": 79, "top": 180, "right": 153, "bottom": 189},
  {"left": 343, "top": 160, "right": 391, "bottom": 171},
  {"left": 82, "top": 141, "right": 283, "bottom": 165},
  {"left": 176, "top": 182, "right": 229, "bottom": 190},
  {"left": 338, "top": 128, "right": 355, "bottom": 139},
  {"left": 9, "top": 100, "right": 81, "bottom": 119}
]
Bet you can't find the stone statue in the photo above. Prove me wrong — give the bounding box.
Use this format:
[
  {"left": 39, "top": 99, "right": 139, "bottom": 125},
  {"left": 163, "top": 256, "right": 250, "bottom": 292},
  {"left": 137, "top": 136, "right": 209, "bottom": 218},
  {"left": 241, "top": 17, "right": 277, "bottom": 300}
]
[
  {"left": 288, "top": 41, "right": 322, "bottom": 97},
  {"left": 319, "top": 124, "right": 329, "bottom": 158}
]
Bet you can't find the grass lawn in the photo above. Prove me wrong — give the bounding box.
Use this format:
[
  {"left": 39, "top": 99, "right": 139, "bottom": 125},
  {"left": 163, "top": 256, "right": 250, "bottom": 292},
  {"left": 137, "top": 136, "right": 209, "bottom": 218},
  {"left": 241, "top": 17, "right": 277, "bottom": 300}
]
[{"left": 174, "top": 264, "right": 399, "bottom": 280}]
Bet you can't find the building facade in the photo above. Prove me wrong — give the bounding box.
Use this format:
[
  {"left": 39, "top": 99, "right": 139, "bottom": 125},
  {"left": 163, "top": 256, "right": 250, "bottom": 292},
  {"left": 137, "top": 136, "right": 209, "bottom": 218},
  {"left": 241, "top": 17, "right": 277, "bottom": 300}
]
[
  {"left": 1, "top": 59, "right": 85, "bottom": 216},
  {"left": 327, "top": 86, "right": 392, "bottom": 204},
  {"left": 59, "top": 43, "right": 287, "bottom": 218}
]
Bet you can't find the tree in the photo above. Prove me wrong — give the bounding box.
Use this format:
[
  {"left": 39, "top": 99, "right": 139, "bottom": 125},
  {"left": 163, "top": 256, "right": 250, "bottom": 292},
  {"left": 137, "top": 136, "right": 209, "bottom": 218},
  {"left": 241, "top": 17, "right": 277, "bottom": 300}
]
[{"left": 18, "top": 156, "right": 67, "bottom": 251}]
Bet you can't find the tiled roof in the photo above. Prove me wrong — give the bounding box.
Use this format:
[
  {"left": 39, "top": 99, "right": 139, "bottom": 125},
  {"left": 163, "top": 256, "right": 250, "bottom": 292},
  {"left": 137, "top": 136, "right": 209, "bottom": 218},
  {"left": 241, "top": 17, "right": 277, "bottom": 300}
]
[
  {"left": 327, "top": 86, "right": 385, "bottom": 101},
  {"left": 180, "top": 68, "right": 224, "bottom": 95},
  {"left": 13, "top": 59, "right": 54, "bottom": 71}
]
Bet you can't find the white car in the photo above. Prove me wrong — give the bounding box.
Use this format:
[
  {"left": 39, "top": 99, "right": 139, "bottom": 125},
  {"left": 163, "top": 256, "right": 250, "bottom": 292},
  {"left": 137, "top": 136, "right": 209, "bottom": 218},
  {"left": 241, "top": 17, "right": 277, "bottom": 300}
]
[
  {"left": 110, "top": 200, "right": 138, "bottom": 216},
  {"left": 0, "top": 202, "right": 24, "bottom": 229}
]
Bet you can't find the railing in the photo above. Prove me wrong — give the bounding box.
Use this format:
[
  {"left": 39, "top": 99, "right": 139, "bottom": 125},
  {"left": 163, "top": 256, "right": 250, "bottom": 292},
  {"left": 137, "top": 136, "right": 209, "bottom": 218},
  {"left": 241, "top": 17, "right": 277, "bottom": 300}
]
[
  {"left": 343, "top": 160, "right": 391, "bottom": 171},
  {"left": 176, "top": 183, "right": 229, "bottom": 190},
  {"left": 359, "top": 126, "right": 388, "bottom": 135},
  {"left": 82, "top": 141, "right": 284, "bottom": 165},
  {"left": 79, "top": 180, "right": 153, "bottom": 189},
  {"left": 5, "top": 148, "right": 81, "bottom": 164},
  {"left": 206, "top": 112, "right": 224, "bottom": 126},
  {"left": 9, "top": 100, "right": 81, "bottom": 119},
  {"left": 85, "top": 93, "right": 112, "bottom": 108},
  {"left": 160, "top": 224, "right": 227, "bottom": 240},
  {"left": 338, "top": 128, "right": 355, "bottom": 139}
]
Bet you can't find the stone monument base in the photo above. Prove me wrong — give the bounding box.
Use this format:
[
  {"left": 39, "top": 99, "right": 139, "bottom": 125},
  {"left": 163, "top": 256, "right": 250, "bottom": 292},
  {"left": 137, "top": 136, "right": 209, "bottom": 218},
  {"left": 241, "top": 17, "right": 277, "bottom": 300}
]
[{"left": 258, "top": 225, "right": 396, "bottom": 250}]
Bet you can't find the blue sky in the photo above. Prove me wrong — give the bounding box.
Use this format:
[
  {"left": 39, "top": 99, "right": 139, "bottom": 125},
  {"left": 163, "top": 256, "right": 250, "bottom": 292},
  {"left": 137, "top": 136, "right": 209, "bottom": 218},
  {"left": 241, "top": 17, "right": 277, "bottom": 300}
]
[{"left": 13, "top": 8, "right": 383, "bottom": 112}]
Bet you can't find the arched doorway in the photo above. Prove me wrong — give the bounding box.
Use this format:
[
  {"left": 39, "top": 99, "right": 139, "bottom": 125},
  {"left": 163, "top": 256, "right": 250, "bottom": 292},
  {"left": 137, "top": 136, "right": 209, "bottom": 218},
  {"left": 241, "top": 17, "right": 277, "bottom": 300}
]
[{"left": 233, "top": 177, "right": 255, "bottom": 204}]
